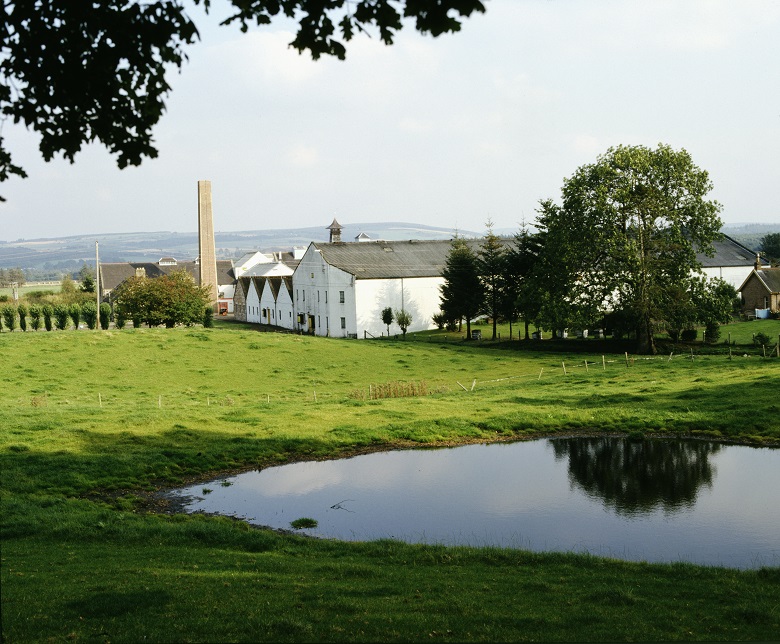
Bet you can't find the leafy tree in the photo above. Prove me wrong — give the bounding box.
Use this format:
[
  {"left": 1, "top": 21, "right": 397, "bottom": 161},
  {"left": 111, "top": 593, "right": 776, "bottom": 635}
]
[
  {"left": 1, "top": 0, "right": 485, "bottom": 195},
  {"left": 535, "top": 144, "right": 723, "bottom": 354},
  {"left": 477, "top": 220, "right": 506, "bottom": 340},
  {"left": 53, "top": 304, "right": 70, "bottom": 330},
  {"left": 1, "top": 304, "right": 15, "bottom": 331},
  {"left": 29, "top": 304, "right": 42, "bottom": 331},
  {"left": 395, "top": 309, "right": 412, "bottom": 338},
  {"left": 113, "top": 269, "right": 210, "bottom": 328},
  {"left": 0, "top": 267, "right": 25, "bottom": 287},
  {"left": 42, "top": 304, "right": 54, "bottom": 331},
  {"left": 440, "top": 238, "right": 483, "bottom": 339},
  {"left": 99, "top": 303, "right": 112, "bottom": 330},
  {"left": 17, "top": 302, "right": 27, "bottom": 331},
  {"left": 59, "top": 274, "right": 78, "bottom": 304},
  {"left": 760, "top": 232, "right": 780, "bottom": 265},
  {"left": 79, "top": 265, "right": 96, "bottom": 293},
  {"left": 381, "top": 306, "right": 394, "bottom": 336},
  {"left": 503, "top": 221, "right": 542, "bottom": 340}
]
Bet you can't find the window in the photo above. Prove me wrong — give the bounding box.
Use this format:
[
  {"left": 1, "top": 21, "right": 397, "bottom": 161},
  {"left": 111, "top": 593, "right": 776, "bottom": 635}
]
[
  {"left": 317, "top": 291, "right": 320, "bottom": 302},
  {"left": 340, "top": 317, "right": 346, "bottom": 329},
  {"left": 303, "top": 291, "right": 305, "bottom": 301},
  {"left": 325, "top": 292, "right": 328, "bottom": 303},
  {"left": 339, "top": 291, "right": 345, "bottom": 304},
  {"left": 296, "top": 289, "right": 298, "bottom": 301}
]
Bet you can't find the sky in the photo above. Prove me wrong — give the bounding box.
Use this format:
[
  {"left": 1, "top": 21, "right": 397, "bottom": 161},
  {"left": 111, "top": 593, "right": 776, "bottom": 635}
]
[{"left": 1, "top": 0, "right": 779, "bottom": 242}]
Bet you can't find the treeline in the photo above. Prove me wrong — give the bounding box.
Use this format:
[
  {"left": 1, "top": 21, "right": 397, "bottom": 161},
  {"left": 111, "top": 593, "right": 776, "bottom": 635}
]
[
  {"left": 437, "top": 144, "right": 759, "bottom": 354},
  {"left": 0, "top": 269, "right": 213, "bottom": 332}
]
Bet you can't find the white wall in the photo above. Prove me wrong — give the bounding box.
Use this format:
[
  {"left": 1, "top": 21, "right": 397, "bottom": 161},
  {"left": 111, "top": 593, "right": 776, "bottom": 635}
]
[
  {"left": 702, "top": 265, "right": 756, "bottom": 292},
  {"left": 276, "top": 283, "right": 295, "bottom": 330},
  {"left": 355, "top": 276, "right": 443, "bottom": 337},
  {"left": 245, "top": 278, "right": 261, "bottom": 324},
  {"left": 259, "top": 279, "right": 277, "bottom": 325},
  {"left": 293, "top": 244, "right": 356, "bottom": 337}
]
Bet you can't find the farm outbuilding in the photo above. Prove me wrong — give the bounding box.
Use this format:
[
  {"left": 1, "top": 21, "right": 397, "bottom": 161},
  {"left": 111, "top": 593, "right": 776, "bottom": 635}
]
[{"left": 738, "top": 266, "right": 780, "bottom": 316}]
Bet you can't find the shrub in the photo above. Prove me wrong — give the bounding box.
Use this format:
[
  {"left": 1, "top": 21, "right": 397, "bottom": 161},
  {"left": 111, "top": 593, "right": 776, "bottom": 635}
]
[
  {"left": 42, "top": 304, "right": 54, "bottom": 331},
  {"left": 81, "top": 301, "right": 98, "bottom": 330},
  {"left": 754, "top": 331, "right": 771, "bottom": 347},
  {"left": 1, "top": 305, "right": 17, "bottom": 331},
  {"left": 432, "top": 312, "right": 446, "bottom": 330},
  {"left": 704, "top": 322, "right": 720, "bottom": 344},
  {"left": 69, "top": 303, "right": 81, "bottom": 329},
  {"left": 680, "top": 329, "right": 697, "bottom": 342},
  {"left": 29, "top": 304, "right": 42, "bottom": 331},
  {"left": 115, "top": 308, "right": 126, "bottom": 329},
  {"left": 53, "top": 304, "right": 70, "bottom": 330},
  {"left": 203, "top": 306, "right": 214, "bottom": 328},
  {"left": 17, "top": 303, "right": 28, "bottom": 331},
  {"left": 99, "top": 303, "right": 111, "bottom": 330}
]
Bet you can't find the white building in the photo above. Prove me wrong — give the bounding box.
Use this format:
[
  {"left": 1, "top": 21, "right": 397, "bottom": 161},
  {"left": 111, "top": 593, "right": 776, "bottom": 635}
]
[
  {"left": 292, "top": 236, "right": 479, "bottom": 338},
  {"left": 697, "top": 234, "right": 768, "bottom": 291}
]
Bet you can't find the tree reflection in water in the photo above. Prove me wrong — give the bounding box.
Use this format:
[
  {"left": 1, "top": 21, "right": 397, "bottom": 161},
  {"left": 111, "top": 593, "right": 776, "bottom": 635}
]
[{"left": 550, "top": 437, "right": 721, "bottom": 516}]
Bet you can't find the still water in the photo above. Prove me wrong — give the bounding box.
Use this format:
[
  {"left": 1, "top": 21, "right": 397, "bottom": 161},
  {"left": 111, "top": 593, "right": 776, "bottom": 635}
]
[{"left": 171, "top": 438, "right": 780, "bottom": 569}]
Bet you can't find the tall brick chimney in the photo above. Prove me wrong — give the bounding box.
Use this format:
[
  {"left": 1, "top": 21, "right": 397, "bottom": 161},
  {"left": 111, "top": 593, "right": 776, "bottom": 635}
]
[{"left": 198, "top": 180, "right": 219, "bottom": 306}]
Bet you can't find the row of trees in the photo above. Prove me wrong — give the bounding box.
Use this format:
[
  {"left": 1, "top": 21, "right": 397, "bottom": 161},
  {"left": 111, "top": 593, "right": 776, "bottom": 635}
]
[
  {"left": 1, "top": 270, "right": 212, "bottom": 331},
  {"left": 1, "top": 301, "right": 110, "bottom": 331},
  {"left": 439, "top": 145, "right": 739, "bottom": 354}
]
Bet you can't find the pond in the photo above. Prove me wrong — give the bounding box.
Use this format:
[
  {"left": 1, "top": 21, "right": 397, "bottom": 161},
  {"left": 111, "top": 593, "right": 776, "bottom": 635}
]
[{"left": 169, "top": 437, "right": 780, "bottom": 569}]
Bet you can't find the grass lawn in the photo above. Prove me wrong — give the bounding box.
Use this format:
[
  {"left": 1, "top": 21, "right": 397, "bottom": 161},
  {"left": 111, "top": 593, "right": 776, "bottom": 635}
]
[{"left": 2, "top": 321, "right": 779, "bottom": 641}]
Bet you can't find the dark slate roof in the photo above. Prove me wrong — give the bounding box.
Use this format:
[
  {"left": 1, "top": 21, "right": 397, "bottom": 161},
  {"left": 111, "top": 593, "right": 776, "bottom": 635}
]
[
  {"left": 754, "top": 268, "right": 780, "bottom": 294},
  {"left": 696, "top": 234, "right": 763, "bottom": 268},
  {"left": 313, "top": 239, "right": 501, "bottom": 279},
  {"left": 100, "top": 260, "right": 234, "bottom": 291}
]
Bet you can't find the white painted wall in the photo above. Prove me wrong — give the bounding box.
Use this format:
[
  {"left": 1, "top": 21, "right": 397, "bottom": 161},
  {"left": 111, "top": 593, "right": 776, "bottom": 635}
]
[
  {"left": 701, "top": 266, "right": 756, "bottom": 292},
  {"left": 355, "top": 276, "right": 443, "bottom": 337},
  {"left": 259, "top": 279, "right": 277, "bottom": 325},
  {"left": 293, "top": 244, "right": 356, "bottom": 337},
  {"left": 276, "top": 282, "right": 296, "bottom": 330},
  {"left": 245, "top": 278, "right": 261, "bottom": 324}
]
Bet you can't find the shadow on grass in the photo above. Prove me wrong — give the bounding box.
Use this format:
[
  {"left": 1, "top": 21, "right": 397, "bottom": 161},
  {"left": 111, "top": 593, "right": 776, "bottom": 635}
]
[{"left": 67, "top": 590, "right": 172, "bottom": 618}]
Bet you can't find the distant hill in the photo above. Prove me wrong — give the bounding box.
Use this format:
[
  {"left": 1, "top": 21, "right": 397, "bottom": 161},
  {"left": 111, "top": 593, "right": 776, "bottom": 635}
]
[
  {"left": 721, "top": 223, "right": 780, "bottom": 253},
  {"left": 0, "top": 223, "right": 480, "bottom": 271},
  {"left": 3, "top": 221, "right": 777, "bottom": 273}
]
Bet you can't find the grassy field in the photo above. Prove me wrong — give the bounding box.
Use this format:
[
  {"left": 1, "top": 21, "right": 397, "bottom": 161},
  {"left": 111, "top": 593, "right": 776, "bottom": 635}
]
[
  {"left": 2, "top": 321, "right": 779, "bottom": 642},
  {"left": 0, "top": 283, "right": 61, "bottom": 299}
]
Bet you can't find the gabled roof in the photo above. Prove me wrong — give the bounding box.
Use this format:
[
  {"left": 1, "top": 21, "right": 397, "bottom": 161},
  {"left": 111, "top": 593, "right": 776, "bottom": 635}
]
[
  {"left": 740, "top": 267, "right": 780, "bottom": 294},
  {"left": 311, "top": 239, "right": 504, "bottom": 279},
  {"left": 697, "top": 234, "right": 765, "bottom": 268},
  {"left": 100, "top": 260, "right": 233, "bottom": 291},
  {"left": 242, "top": 261, "right": 294, "bottom": 278}
]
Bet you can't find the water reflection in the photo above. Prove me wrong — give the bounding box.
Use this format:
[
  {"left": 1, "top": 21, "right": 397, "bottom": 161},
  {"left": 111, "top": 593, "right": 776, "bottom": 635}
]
[
  {"left": 550, "top": 437, "right": 720, "bottom": 516},
  {"left": 170, "top": 438, "right": 780, "bottom": 568}
]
